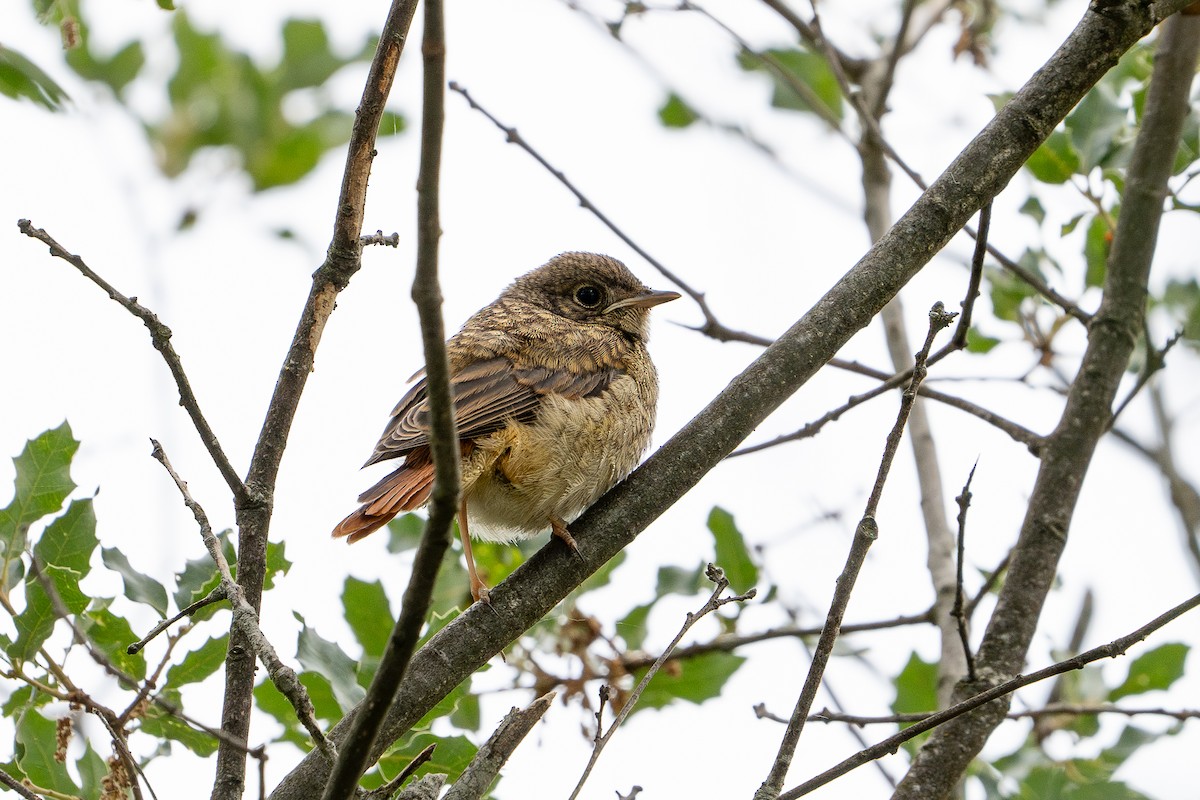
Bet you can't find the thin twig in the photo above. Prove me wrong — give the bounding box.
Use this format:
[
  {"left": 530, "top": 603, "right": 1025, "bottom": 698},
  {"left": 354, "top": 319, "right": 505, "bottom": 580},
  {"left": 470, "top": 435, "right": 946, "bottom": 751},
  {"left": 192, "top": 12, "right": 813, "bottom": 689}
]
[
  {"left": 149, "top": 440, "right": 334, "bottom": 762},
  {"left": 448, "top": 81, "right": 765, "bottom": 347},
  {"left": 15, "top": 220, "right": 247, "bottom": 504},
  {"left": 362, "top": 744, "right": 436, "bottom": 800},
  {"left": 1108, "top": 328, "right": 1182, "bottom": 427},
  {"left": 802, "top": 702, "right": 1200, "bottom": 726},
  {"left": 319, "top": 2, "right": 454, "bottom": 796},
  {"left": 780, "top": 591, "right": 1200, "bottom": 798},
  {"left": 443, "top": 693, "right": 556, "bottom": 800},
  {"left": 754, "top": 303, "right": 956, "bottom": 800},
  {"left": 951, "top": 462, "right": 979, "bottom": 682},
  {"left": 127, "top": 586, "right": 228, "bottom": 655},
  {"left": 619, "top": 609, "right": 933, "bottom": 671},
  {"left": 0, "top": 769, "right": 39, "bottom": 800},
  {"left": 569, "top": 565, "right": 755, "bottom": 800}
]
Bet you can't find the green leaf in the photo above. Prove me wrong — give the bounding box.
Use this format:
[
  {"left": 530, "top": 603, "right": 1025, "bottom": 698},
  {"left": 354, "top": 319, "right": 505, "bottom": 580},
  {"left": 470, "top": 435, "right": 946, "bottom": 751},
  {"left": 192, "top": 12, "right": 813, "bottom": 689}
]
[
  {"left": 343, "top": 577, "right": 394, "bottom": 661},
  {"left": 263, "top": 538, "right": 291, "bottom": 590},
  {"left": 1084, "top": 212, "right": 1114, "bottom": 289},
  {"left": 386, "top": 513, "right": 427, "bottom": 552},
  {"left": 372, "top": 732, "right": 478, "bottom": 790},
  {"left": 1019, "top": 196, "right": 1046, "bottom": 225},
  {"left": 707, "top": 507, "right": 758, "bottom": 592},
  {"left": 77, "top": 742, "right": 110, "bottom": 800},
  {"left": 617, "top": 602, "right": 653, "bottom": 651},
  {"left": 66, "top": 40, "right": 145, "bottom": 97},
  {"left": 1109, "top": 642, "right": 1188, "bottom": 701},
  {"left": 11, "top": 498, "right": 98, "bottom": 660},
  {"left": 892, "top": 651, "right": 938, "bottom": 715},
  {"left": 891, "top": 651, "right": 938, "bottom": 754},
  {"left": 1060, "top": 212, "right": 1086, "bottom": 236},
  {"left": 103, "top": 547, "right": 169, "bottom": 617},
  {"left": 1025, "top": 129, "right": 1080, "bottom": 184},
  {"left": 0, "top": 45, "right": 70, "bottom": 110},
  {"left": 166, "top": 634, "right": 229, "bottom": 688},
  {"left": 296, "top": 622, "right": 364, "bottom": 711},
  {"left": 630, "top": 652, "right": 745, "bottom": 713},
  {"left": 737, "top": 48, "right": 842, "bottom": 121},
  {"left": 1065, "top": 84, "right": 1127, "bottom": 172},
  {"left": 656, "top": 563, "right": 705, "bottom": 597},
  {"left": 173, "top": 531, "right": 234, "bottom": 618},
  {"left": 1, "top": 424, "right": 79, "bottom": 587},
  {"left": 658, "top": 92, "right": 699, "bottom": 128},
  {"left": 82, "top": 604, "right": 147, "bottom": 680},
  {"left": 140, "top": 700, "right": 219, "bottom": 756},
  {"left": 966, "top": 328, "right": 1001, "bottom": 354},
  {"left": 15, "top": 708, "right": 79, "bottom": 795},
  {"left": 1159, "top": 278, "right": 1200, "bottom": 344},
  {"left": 253, "top": 681, "right": 310, "bottom": 747}
]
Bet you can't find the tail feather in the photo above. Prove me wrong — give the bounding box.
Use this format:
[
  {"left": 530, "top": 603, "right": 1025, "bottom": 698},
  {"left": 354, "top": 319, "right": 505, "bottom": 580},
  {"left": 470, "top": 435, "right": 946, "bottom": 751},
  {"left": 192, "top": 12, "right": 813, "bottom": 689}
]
[{"left": 332, "top": 456, "right": 435, "bottom": 543}]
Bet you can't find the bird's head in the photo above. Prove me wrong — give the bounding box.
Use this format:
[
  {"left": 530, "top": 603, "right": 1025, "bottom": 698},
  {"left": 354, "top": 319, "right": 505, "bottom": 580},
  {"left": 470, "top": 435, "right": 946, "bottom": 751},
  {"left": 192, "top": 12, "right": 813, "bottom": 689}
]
[{"left": 506, "top": 252, "right": 680, "bottom": 340}]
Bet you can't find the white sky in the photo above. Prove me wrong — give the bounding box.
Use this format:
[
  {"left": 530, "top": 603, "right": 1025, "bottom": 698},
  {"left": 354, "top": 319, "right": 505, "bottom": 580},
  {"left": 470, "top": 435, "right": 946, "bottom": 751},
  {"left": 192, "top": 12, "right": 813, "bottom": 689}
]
[{"left": 3, "top": 0, "right": 1199, "bottom": 798}]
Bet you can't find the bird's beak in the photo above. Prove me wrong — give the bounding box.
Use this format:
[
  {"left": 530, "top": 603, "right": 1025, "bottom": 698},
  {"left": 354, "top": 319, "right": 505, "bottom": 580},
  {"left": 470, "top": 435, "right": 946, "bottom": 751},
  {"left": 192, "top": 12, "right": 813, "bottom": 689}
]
[{"left": 604, "top": 289, "right": 682, "bottom": 313}]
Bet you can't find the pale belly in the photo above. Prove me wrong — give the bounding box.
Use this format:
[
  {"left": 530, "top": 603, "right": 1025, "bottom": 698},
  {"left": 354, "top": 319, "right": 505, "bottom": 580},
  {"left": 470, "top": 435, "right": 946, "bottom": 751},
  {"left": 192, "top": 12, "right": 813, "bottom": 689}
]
[{"left": 461, "top": 380, "right": 654, "bottom": 542}]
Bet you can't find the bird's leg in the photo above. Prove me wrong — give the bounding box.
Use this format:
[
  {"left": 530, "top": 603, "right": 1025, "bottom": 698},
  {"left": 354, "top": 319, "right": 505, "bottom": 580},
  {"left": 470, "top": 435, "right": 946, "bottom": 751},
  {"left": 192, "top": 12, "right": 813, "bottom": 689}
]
[
  {"left": 459, "top": 500, "right": 490, "bottom": 604},
  {"left": 550, "top": 515, "right": 585, "bottom": 563}
]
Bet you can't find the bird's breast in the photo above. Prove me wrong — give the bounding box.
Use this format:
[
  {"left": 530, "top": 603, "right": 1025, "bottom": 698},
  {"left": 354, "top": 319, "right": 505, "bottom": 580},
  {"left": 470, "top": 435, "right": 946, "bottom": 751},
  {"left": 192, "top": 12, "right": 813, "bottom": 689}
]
[{"left": 461, "top": 357, "right": 659, "bottom": 540}]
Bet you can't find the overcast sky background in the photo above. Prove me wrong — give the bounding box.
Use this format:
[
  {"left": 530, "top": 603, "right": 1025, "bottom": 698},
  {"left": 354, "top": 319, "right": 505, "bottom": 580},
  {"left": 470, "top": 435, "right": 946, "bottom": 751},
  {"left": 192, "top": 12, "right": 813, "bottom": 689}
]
[{"left": 3, "top": 0, "right": 1199, "bottom": 797}]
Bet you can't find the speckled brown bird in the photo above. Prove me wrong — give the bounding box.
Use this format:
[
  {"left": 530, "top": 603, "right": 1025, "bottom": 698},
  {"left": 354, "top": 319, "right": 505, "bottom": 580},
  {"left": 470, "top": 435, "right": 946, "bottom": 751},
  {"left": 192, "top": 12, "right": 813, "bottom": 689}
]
[{"left": 332, "top": 252, "right": 679, "bottom": 601}]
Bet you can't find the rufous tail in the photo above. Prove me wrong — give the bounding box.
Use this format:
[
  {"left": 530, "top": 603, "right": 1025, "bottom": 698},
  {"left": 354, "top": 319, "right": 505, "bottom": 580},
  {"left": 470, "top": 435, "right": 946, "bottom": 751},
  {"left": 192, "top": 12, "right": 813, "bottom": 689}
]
[{"left": 332, "top": 453, "right": 434, "bottom": 543}]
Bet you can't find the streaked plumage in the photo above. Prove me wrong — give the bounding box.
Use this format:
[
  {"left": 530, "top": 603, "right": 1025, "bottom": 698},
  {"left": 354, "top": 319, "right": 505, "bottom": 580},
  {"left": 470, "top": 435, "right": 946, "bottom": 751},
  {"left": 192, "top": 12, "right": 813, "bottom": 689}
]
[{"left": 332, "top": 252, "right": 679, "bottom": 600}]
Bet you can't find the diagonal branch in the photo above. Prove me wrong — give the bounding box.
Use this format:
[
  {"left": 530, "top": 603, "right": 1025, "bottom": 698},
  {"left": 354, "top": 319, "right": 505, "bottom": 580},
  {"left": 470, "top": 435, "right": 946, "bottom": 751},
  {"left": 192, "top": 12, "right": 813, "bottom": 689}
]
[{"left": 15, "top": 220, "right": 247, "bottom": 504}]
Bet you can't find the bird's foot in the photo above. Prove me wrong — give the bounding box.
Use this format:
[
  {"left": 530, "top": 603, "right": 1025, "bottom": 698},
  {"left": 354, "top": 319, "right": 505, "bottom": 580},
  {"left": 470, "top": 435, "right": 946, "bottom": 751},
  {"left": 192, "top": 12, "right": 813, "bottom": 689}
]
[{"left": 551, "top": 516, "right": 586, "bottom": 563}]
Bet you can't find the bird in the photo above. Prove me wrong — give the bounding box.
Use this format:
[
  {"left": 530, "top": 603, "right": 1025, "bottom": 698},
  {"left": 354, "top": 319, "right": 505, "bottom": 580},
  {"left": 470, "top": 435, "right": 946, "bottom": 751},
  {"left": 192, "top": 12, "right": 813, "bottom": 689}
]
[{"left": 332, "top": 252, "right": 680, "bottom": 602}]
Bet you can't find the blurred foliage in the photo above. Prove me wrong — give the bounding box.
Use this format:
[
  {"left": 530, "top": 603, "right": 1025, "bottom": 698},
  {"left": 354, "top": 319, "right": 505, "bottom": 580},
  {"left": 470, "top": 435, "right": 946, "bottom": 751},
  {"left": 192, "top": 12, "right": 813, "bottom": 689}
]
[{"left": 15, "top": 0, "right": 406, "bottom": 217}]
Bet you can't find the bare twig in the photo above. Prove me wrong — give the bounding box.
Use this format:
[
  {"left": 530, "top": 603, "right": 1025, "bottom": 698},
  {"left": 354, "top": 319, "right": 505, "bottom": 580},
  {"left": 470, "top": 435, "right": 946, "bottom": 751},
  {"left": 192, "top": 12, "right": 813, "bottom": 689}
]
[
  {"left": 619, "top": 609, "right": 933, "bottom": 671},
  {"left": 755, "top": 303, "right": 955, "bottom": 800},
  {"left": 802, "top": 702, "right": 1200, "bottom": 726},
  {"left": 15, "top": 220, "right": 247, "bottom": 504},
  {"left": 781, "top": 591, "right": 1200, "bottom": 798},
  {"left": 320, "top": 3, "right": 454, "bottom": 796},
  {"left": 569, "top": 565, "right": 755, "bottom": 800},
  {"left": 362, "top": 744, "right": 436, "bottom": 800},
  {"left": 0, "top": 769, "right": 39, "bottom": 800},
  {"left": 951, "top": 463, "right": 979, "bottom": 682},
  {"left": 443, "top": 693, "right": 556, "bottom": 800},
  {"left": 448, "top": 81, "right": 768, "bottom": 347},
  {"left": 150, "top": 440, "right": 334, "bottom": 763},
  {"left": 126, "top": 586, "right": 228, "bottom": 655}
]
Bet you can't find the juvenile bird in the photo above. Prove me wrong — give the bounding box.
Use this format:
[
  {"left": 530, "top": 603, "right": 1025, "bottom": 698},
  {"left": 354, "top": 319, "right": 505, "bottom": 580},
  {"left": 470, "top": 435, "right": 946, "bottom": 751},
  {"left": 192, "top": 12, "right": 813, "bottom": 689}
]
[{"left": 332, "top": 252, "right": 679, "bottom": 602}]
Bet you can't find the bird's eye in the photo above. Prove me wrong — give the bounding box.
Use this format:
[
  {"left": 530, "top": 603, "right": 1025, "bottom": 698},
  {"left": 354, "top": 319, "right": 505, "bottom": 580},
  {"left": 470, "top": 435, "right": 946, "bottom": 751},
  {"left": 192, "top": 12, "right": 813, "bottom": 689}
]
[{"left": 574, "top": 285, "right": 603, "bottom": 308}]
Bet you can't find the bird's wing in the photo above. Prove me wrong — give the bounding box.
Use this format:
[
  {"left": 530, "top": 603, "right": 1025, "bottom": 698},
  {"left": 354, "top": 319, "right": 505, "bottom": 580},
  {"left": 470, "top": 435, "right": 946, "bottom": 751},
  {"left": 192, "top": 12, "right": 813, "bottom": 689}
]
[{"left": 363, "top": 357, "right": 618, "bottom": 466}]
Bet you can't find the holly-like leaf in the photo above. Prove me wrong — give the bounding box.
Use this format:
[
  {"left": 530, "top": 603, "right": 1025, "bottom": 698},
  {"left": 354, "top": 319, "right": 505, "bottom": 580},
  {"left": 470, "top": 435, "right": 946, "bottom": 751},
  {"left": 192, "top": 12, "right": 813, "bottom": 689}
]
[
  {"left": 1025, "top": 129, "right": 1080, "bottom": 184},
  {"left": 15, "top": 708, "right": 80, "bottom": 795},
  {"left": 166, "top": 634, "right": 229, "bottom": 688},
  {"left": 629, "top": 652, "right": 745, "bottom": 713},
  {"left": 1109, "top": 642, "right": 1188, "bottom": 701},
  {"left": 82, "top": 604, "right": 147, "bottom": 680},
  {"left": 1, "top": 424, "right": 79, "bottom": 587},
  {"left": 737, "top": 48, "right": 842, "bottom": 121},
  {"left": 0, "top": 45, "right": 70, "bottom": 110},
  {"left": 296, "top": 622, "right": 364, "bottom": 711},
  {"left": 103, "top": 547, "right": 169, "bottom": 617},
  {"left": 343, "top": 577, "right": 394, "bottom": 662},
  {"left": 707, "top": 507, "right": 758, "bottom": 592},
  {"left": 140, "top": 702, "right": 219, "bottom": 756}
]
